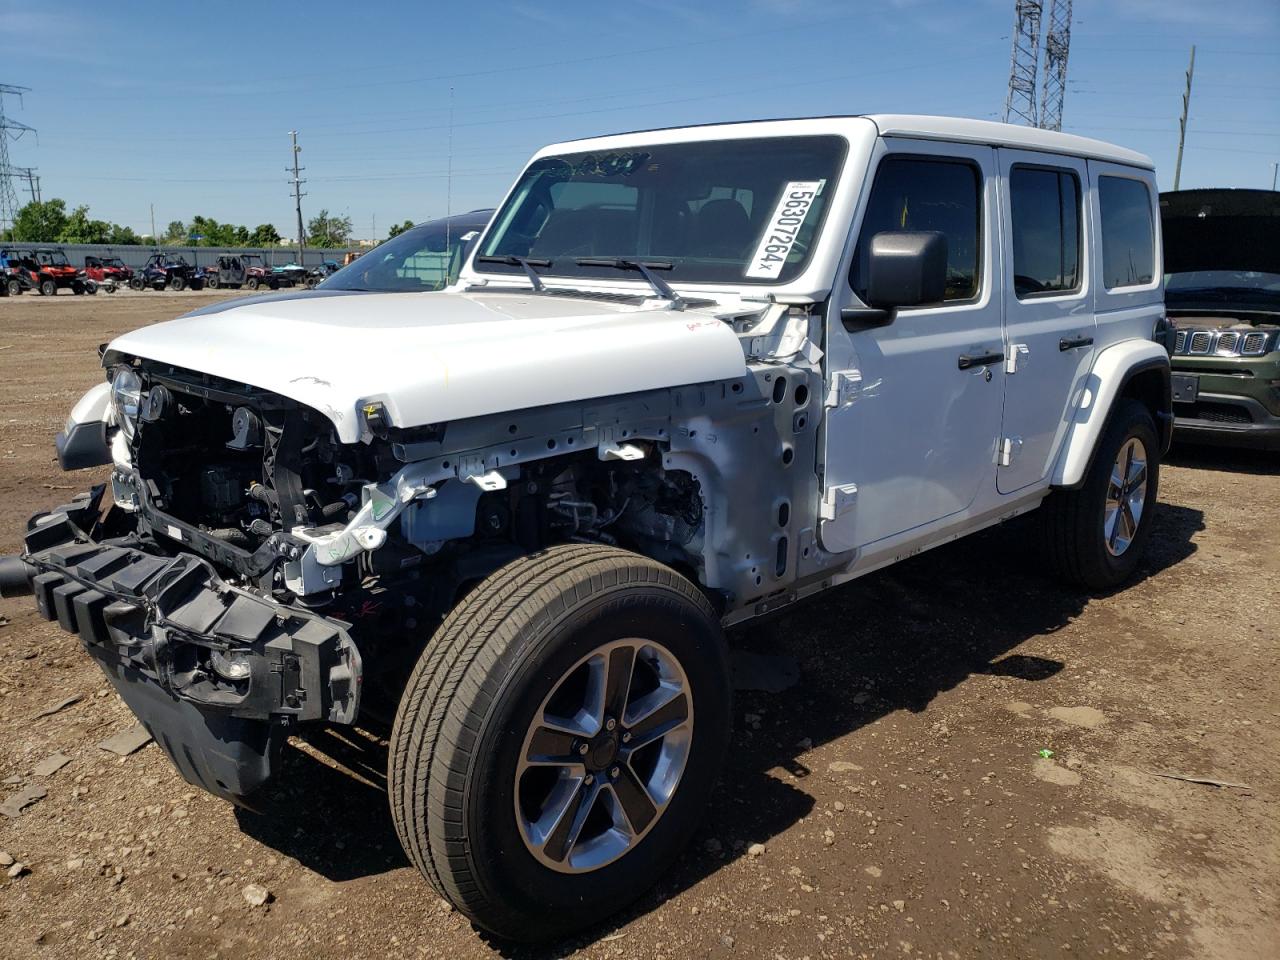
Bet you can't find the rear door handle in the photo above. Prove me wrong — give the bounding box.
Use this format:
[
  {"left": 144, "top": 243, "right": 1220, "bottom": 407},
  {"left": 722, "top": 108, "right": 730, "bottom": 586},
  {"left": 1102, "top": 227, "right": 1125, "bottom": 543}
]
[
  {"left": 1059, "top": 335, "right": 1094, "bottom": 351},
  {"left": 957, "top": 351, "right": 1005, "bottom": 370}
]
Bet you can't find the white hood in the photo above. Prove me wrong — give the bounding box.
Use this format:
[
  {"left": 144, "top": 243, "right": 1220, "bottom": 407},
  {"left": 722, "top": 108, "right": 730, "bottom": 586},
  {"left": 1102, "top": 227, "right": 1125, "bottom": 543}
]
[{"left": 105, "top": 290, "right": 747, "bottom": 442}]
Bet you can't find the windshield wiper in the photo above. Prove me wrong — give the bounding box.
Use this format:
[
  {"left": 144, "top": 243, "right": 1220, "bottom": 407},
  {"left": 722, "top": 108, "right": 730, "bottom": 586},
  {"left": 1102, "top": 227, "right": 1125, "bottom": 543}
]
[
  {"left": 575, "top": 258, "right": 685, "bottom": 310},
  {"left": 474, "top": 254, "right": 551, "bottom": 292}
]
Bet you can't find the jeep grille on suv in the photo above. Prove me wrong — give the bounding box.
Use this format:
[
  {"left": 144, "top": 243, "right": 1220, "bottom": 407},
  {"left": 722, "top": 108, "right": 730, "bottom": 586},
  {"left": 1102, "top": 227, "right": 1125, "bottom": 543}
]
[{"left": 1174, "top": 329, "right": 1276, "bottom": 357}]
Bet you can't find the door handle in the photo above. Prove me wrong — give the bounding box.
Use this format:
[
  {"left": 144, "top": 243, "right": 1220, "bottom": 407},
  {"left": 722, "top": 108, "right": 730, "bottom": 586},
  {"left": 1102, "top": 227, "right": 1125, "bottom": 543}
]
[
  {"left": 957, "top": 351, "right": 1005, "bottom": 370},
  {"left": 1059, "top": 335, "right": 1094, "bottom": 351}
]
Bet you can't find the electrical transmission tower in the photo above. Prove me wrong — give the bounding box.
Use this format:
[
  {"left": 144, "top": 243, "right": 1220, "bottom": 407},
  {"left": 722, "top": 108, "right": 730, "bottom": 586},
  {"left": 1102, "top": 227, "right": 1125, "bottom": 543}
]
[
  {"left": 0, "top": 83, "right": 36, "bottom": 237},
  {"left": 1003, "top": 0, "right": 1074, "bottom": 131},
  {"left": 1003, "top": 1, "right": 1043, "bottom": 127},
  {"left": 1039, "top": 0, "right": 1074, "bottom": 131}
]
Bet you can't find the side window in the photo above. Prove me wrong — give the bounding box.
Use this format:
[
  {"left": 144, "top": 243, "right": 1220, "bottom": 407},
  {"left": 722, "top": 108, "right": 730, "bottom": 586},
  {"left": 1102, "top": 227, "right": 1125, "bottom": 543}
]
[
  {"left": 1009, "top": 166, "right": 1081, "bottom": 298},
  {"left": 850, "top": 156, "right": 981, "bottom": 303},
  {"left": 1098, "top": 175, "right": 1154, "bottom": 289}
]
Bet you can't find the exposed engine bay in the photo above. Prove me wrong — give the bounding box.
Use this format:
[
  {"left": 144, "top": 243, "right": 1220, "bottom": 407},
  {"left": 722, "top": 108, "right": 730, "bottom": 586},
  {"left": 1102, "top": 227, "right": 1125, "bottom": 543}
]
[{"left": 122, "top": 363, "right": 708, "bottom": 623}]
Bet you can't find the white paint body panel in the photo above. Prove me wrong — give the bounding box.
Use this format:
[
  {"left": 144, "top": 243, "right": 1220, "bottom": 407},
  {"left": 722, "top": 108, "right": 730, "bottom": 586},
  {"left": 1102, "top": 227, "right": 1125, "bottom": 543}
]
[
  {"left": 106, "top": 291, "right": 747, "bottom": 442},
  {"left": 67, "top": 381, "right": 112, "bottom": 429},
  {"left": 1052, "top": 338, "right": 1169, "bottom": 487}
]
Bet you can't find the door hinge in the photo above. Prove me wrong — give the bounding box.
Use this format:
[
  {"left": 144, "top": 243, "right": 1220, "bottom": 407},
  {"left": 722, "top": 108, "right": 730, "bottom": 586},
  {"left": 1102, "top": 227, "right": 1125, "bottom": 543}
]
[
  {"left": 998, "top": 437, "right": 1024, "bottom": 467},
  {"left": 820, "top": 483, "right": 858, "bottom": 521},
  {"left": 824, "top": 370, "right": 863, "bottom": 409},
  {"left": 1005, "top": 343, "right": 1030, "bottom": 374}
]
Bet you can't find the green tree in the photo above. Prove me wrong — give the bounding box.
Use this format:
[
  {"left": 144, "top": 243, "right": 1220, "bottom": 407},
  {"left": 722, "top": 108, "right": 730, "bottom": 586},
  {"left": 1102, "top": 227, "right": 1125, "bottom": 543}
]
[
  {"left": 248, "top": 223, "right": 281, "bottom": 246},
  {"left": 59, "top": 205, "right": 112, "bottom": 244},
  {"left": 107, "top": 223, "right": 142, "bottom": 245},
  {"left": 12, "top": 199, "right": 68, "bottom": 242},
  {"left": 162, "top": 220, "right": 187, "bottom": 244},
  {"left": 306, "top": 209, "right": 352, "bottom": 248},
  {"left": 387, "top": 219, "right": 415, "bottom": 239}
]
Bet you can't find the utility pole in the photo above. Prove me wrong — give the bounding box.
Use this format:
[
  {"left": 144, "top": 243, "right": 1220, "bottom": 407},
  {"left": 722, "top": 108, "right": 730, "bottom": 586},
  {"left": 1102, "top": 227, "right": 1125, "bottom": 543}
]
[
  {"left": 13, "top": 166, "right": 39, "bottom": 203},
  {"left": 1271, "top": 162, "right": 1277, "bottom": 191},
  {"left": 0, "top": 83, "right": 36, "bottom": 238},
  {"left": 288, "top": 131, "right": 306, "bottom": 265},
  {"left": 149, "top": 203, "right": 156, "bottom": 245},
  {"left": 1173, "top": 45, "right": 1195, "bottom": 192}
]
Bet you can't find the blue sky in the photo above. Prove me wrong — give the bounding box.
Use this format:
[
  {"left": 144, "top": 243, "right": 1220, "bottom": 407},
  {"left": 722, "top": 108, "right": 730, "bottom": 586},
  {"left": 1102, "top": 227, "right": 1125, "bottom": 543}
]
[{"left": 3, "top": 0, "right": 1277, "bottom": 240}]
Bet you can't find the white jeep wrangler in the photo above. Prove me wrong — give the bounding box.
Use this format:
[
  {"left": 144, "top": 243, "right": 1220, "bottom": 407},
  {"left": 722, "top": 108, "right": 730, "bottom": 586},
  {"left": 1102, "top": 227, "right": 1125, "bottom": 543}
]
[{"left": 1, "top": 115, "right": 1171, "bottom": 941}]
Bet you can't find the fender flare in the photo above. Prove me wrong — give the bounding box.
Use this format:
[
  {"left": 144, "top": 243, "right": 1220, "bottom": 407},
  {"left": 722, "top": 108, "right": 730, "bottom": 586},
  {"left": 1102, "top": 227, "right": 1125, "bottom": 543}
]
[
  {"left": 55, "top": 381, "right": 114, "bottom": 471},
  {"left": 1051, "top": 340, "right": 1171, "bottom": 489}
]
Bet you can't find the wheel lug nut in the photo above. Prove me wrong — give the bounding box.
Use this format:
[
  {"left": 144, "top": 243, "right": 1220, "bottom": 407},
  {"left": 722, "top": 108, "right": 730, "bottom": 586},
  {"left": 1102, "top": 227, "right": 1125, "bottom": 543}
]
[
  {"left": 609, "top": 766, "right": 620, "bottom": 779},
  {"left": 578, "top": 743, "right": 589, "bottom": 756},
  {"left": 583, "top": 774, "right": 594, "bottom": 786},
  {"left": 621, "top": 731, "right": 631, "bottom": 743},
  {"left": 605, "top": 717, "right": 617, "bottom": 731}
]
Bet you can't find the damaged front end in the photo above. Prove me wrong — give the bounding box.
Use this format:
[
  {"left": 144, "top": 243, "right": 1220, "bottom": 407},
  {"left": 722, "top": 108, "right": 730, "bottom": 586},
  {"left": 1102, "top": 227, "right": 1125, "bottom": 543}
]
[{"left": 18, "top": 488, "right": 361, "bottom": 802}]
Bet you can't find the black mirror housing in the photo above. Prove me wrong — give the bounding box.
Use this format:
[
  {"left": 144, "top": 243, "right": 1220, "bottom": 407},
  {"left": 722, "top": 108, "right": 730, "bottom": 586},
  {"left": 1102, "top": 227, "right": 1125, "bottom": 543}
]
[{"left": 866, "top": 230, "right": 948, "bottom": 309}]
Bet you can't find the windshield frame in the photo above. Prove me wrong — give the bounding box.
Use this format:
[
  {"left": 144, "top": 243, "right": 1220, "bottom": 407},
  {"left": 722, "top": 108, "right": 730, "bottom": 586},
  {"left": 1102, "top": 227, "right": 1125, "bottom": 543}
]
[{"left": 471, "top": 133, "right": 851, "bottom": 290}]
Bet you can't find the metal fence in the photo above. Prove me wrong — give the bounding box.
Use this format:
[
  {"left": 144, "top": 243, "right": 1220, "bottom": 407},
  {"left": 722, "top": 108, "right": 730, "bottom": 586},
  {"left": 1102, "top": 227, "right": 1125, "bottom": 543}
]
[{"left": 16, "top": 242, "right": 364, "bottom": 271}]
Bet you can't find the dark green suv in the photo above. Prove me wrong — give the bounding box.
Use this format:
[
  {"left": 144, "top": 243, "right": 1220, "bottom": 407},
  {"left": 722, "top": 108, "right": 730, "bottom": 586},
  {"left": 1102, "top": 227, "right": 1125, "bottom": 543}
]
[{"left": 1161, "top": 189, "right": 1280, "bottom": 449}]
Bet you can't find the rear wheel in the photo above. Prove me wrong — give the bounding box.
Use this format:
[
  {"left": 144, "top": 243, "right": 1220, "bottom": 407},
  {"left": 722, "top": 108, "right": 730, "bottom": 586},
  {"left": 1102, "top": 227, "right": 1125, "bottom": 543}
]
[
  {"left": 246, "top": 277, "right": 260, "bottom": 290},
  {"left": 5, "top": 278, "right": 18, "bottom": 296},
  {"left": 39, "top": 279, "right": 56, "bottom": 297},
  {"left": 1040, "top": 398, "right": 1160, "bottom": 591},
  {"left": 389, "top": 544, "right": 730, "bottom": 942},
  {"left": 206, "top": 276, "right": 220, "bottom": 289},
  {"left": 169, "top": 275, "right": 186, "bottom": 292},
  {"left": 129, "top": 277, "right": 145, "bottom": 291}
]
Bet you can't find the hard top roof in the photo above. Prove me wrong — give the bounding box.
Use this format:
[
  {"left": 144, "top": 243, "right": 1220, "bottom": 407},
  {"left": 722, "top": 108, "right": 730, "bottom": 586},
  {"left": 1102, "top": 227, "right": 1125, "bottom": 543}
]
[{"left": 539, "top": 114, "right": 1153, "bottom": 170}]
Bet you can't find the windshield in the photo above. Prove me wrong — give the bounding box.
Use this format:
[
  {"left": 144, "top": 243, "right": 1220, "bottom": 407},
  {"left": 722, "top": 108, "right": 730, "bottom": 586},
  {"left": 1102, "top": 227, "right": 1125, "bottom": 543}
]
[
  {"left": 1166, "top": 270, "right": 1280, "bottom": 294},
  {"left": 324, "top": 214, "right": 488, "bottom": 292},
  {"left": 477, "top": 135, "right": 847, "bottom": 286}
]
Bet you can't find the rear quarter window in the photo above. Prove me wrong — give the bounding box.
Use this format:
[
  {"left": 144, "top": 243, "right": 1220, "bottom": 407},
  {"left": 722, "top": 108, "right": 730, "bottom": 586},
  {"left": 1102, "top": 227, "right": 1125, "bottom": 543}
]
[{"left": 1098, "top": 176, "right": 1155, "bottom": 289}]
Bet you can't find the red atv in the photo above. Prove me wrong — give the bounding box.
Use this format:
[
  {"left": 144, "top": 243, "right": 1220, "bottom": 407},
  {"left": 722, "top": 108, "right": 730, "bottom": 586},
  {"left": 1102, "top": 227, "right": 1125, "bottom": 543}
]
[
  {"left": 84, "top": 255, "right": 135, "bottom": 288},
  {"left": 11, "top": 248, "right": 97, "bottom": 295}
]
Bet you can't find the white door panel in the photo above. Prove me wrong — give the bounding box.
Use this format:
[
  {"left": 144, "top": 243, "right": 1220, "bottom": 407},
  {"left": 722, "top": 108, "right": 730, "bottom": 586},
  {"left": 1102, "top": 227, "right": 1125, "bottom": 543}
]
[
  {"left": 820, "top": 140, "right": 1004, "bottom": 554},
  {"left": 996, "top": 150, "right": 1096, "bottom": 494}
]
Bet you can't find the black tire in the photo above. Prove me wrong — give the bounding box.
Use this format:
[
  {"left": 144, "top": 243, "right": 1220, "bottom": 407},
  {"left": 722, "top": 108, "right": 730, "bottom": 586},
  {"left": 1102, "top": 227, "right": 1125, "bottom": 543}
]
[
  {"left": 1040, "top": 398, "right": 1160, "bottom": 591},
  {"left": 190, "top": 278, "right": 205, "bottom": 291},
  {"left": 84, "top": 280, "right": 97, "bottom": 295},
  {"left": 39, "top": 279, "right": 56, "bottom": 296},
  {"left": 389, "top": 544, "right": 730, "bottom": 942},
  {"left": 5, "top": 278, "right": 18, "bottom": 296},
  {"left": 206, "top": 276, "right": 219, "bottom": 289},
  {"left": 246, "top": 277, "right": 260, "bottom": 290},
  {"left": 129, "top": 277, "right": 145, "bottom": 291},
  {"left": 71, "top": 281, "right": 84, "bottom": 295},
  {"left": 268, "top": 279, "right": 280, "bottom": 290},
  {"left": 169, "top": 275, "right": 186, "bottom": 292}
]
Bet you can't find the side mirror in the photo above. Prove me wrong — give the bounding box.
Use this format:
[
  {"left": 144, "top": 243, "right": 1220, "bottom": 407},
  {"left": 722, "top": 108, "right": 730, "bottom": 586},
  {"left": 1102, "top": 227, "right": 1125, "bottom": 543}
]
[
  {"left": 841, "top": 230, "right": 948, "bottom": 330},
  {"left": 866, "top": 230, "right": 948, "bottom": 308}
]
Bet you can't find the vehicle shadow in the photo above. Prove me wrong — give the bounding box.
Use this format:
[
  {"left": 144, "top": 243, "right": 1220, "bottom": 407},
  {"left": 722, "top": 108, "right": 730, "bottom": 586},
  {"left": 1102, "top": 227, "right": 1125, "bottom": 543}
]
[
  {"left": 1167, "top": 442, "right": 1278, "bottom": 476},
  {"left": 232, "top": 501, "right": 1203, "bottom": 954}
]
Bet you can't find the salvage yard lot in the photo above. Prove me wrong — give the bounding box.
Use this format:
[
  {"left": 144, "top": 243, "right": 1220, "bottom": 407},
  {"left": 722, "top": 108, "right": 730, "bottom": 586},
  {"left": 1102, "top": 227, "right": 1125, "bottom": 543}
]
[{"left": 0, "top": 293, "right": 1276, "bottom": 960}]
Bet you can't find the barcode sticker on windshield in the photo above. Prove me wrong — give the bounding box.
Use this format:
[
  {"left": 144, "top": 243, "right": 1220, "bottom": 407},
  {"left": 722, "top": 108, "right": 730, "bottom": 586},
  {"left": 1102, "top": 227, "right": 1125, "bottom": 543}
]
[{"left": 745, "top": 180, "right": 825, "bottom": 279}]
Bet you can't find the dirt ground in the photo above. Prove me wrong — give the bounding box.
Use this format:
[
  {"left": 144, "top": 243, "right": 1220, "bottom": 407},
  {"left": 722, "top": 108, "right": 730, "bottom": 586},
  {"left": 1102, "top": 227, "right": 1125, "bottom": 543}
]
[{"left": 0, "top": 290, "right": 1276, "bottom": 960}]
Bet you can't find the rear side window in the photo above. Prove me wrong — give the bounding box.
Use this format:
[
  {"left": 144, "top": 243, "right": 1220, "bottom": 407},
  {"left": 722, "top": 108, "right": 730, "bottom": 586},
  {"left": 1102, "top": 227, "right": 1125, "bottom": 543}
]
[
  {"left": 1098, "top": 176, "right": 1155, "bottom": 289},
  {"left": 1010, "top": 166, "right": 1081, "bottom": 298},
  {"left": 850, "top": 156, "right": 981, "bottom": 303}
]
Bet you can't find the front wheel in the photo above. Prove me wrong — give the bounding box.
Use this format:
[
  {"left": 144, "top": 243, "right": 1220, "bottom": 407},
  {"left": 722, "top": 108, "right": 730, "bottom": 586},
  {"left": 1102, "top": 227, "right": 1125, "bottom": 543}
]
[
  {"left": 39, "top": 279, "right": 56, "bottom": 297},
  {"left": 6, "top": 278, "right": 20, "bottom": 296},
  {"left": 389, "top": 544, "right": 730, "bottom": 942},
  {"left": 169, "top": 275, "right": 186, "bottom": 291},
  {"left": 206, "top": 276, "right": 219, "bottom": 289},
  {"left": 129, "top": 277, "right": 145, "bottom": 291},
  {"left": 1040, "top": 398, "right": 1160, "bottom": 591}
]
